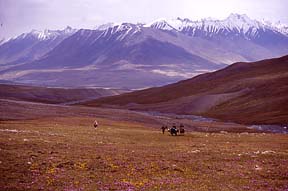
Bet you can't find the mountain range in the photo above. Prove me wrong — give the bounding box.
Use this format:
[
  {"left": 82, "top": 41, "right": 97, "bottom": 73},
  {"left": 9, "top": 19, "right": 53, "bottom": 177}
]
[
  {"left": 83, "top": 55, "right": 288, "bottom": 125},
  {"left": 0, "top": 13, "right": 288, "bottom": 89},
  {"left": 0, "top": 26, "right": 76, "bottom": 67}
]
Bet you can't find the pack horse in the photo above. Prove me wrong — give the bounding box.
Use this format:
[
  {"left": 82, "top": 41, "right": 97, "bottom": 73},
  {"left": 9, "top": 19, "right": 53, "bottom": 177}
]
[{"left": 166, "top": 123, "right": 185, "bottom": 136}]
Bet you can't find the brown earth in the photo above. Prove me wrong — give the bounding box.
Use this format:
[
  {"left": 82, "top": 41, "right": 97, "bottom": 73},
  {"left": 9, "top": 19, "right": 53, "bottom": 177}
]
[
  {"left": 83, "top": 55, "right": 288, "bottom": 125},
  {"left": 0, "top": 99, "right": 254, "bottom": 133},
  {"left": 0, "top": 105, "right": 288, "bottom": 190},
  {"left": 1, "top": 91, "right": 287, "bottom": 190},
  {"left": 0, "top": 84, "right": 125, "bottom": 104}
]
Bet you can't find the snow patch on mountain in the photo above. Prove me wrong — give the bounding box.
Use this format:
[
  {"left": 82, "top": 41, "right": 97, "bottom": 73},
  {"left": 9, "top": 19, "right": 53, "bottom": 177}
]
[
  {"left": 144, "top": 19, "right": 175, "bottom": 30},
  {"left": 147, "top": 13, "right": 288, "bottom": 39},
  {"left": 16, "top": 26, "right": 77, "bottom": 41},
  {"left": 96, "top": 23, "right": 117, "bottom": 31},
  {"left": 261, "top": 20, "right": 288, "bottom": 36},
  {"left": 0, "top": 38, "right": 5, "bottom": 45},
  {"left": 98, "top": 23, "right": 142, "bottom": 41}
]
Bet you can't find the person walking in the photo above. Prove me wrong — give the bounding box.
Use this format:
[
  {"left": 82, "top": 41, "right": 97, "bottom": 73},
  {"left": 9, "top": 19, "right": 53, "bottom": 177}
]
[
  {"left": 93, "top": 120, "right": 98, "bottom": 128},
  {"left": 161, "top": 125, "right": 167, "bottom": 134}
]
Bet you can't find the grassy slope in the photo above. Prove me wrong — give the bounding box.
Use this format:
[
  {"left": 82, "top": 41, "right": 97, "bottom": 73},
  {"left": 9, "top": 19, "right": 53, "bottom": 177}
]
[
  {"left": 84, "top": 55, "right": 288, "bottom": 125},
  {"left": 0, "top": 117, "right": 287, "bottom": 190},
  {"left": 0, "top": 99, "right": 253, "bottom": 133},
  {"left": 0, "top": 84, "right": 124, "bottom": 104}
]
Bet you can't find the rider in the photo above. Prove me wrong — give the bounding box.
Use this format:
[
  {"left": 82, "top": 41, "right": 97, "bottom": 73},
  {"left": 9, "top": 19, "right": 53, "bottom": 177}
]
[
  {"left": 172, "top": 124, "right": 177, "bottom": 130},
  {"left": 171, "top": 124, "right": 178, "bottom": 136}
]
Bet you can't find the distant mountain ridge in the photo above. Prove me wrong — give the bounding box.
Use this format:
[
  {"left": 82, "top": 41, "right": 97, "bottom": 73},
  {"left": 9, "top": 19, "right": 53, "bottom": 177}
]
[
  {"left": 147, "top": 14, "right": 288, "bottom": 38},
  {"left": 16, "top": 26, "right": 76, "bottom": 41},
  {"left": 0, "top": 14, "right": 287, "bottom": 89},
  {"left": 0, "top": 26, "right": 76, "bottom": 66}
]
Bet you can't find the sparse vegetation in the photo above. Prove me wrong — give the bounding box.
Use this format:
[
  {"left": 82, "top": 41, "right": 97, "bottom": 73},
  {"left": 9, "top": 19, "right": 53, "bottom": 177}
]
[
  {"left": 85, "top": 55, "right": 288, "bottom": 125},
  {"left": 1, "top": 117, "right": 287, "bottom": 190}
]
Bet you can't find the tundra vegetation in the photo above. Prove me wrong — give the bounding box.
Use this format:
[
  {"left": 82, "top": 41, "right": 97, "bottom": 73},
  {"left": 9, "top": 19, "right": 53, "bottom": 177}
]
[{"left": 0, "top": 116, "right": 287, "bottom": 190}]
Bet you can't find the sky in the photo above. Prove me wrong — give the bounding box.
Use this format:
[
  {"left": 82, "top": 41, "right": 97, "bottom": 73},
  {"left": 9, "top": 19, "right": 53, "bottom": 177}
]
[{"left": 0, "top": 0, "right": 287, "bottom": 39}]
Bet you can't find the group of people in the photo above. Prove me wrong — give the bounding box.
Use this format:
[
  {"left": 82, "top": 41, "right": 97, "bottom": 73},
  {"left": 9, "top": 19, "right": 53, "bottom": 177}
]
[
  {"left": 161, "top": 123, "right": 185, "bottom": 135},
  {"left": 93, "top": 119, "right": 185, "bottom": 136}
]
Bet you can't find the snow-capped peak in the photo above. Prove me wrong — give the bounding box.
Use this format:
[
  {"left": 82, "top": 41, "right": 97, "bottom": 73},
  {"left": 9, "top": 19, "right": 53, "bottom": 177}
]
[
  {"left": 147, "top": 13, "right": 271, "bottom": 38},
  {"left": 261, "top": 19, "right": 288, "bottom": 36},
  {"left": 63, "top": 26, "right": 75, "bottom": 34},
  {"left": 144, "top": 19, "right": 175, "bottom": 30},
  {"left": 224, "top": 13, "right": 263, "bottom": 32},
  {"left": 227, "top": 13, "right": 251, "bottom": 22},
  {"left": 30, "top": 29, "right": 55, "bottom": 40},
  {"left": 17, "top": 26, "right": 76, "bottom": 41},
  {"left": 96, "top": 23, "right": 118, "bottom": 31},
  {"left": 94, "top": 23, "right": 142, "bottom": 41},
  {"left": 95, "top": 22, "right": 140, "bottom": 33}
]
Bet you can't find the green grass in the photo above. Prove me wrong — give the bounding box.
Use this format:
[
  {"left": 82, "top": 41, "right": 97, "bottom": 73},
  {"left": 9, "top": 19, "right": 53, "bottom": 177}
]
[{"left": 0, "top": 117, "right": 288, "bottom": 190}]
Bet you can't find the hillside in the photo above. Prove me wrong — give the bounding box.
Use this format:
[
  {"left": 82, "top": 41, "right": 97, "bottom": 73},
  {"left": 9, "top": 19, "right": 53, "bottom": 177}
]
[
  {"left": 83, "top": 55, "right": 288, "bottom": 125},
  {"left": 0, "top": 84, "right": 125, "bottom": 104}
]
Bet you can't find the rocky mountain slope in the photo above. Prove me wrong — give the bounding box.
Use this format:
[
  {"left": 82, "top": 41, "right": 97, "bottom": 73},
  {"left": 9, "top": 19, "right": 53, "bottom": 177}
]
[{"left": 0, "top": 26, "right": 76, "bottom": 68}]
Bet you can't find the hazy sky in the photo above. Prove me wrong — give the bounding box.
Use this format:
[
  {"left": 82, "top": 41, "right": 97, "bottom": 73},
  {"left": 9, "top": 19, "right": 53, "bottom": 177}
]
[{"left": 0, "top": 0, "right": 287, "bottom": 39}]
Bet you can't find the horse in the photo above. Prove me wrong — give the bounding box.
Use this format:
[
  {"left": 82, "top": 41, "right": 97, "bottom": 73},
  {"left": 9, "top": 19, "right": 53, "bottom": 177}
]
[
  {"left": 179, "top": 124, "right": 185, "bottom": 135},
  {"left": 179, "top": 128, "right": 185, "bottom": 134},
  {"left": 168, "top": 127, "right": 179, "bottom": 136}
]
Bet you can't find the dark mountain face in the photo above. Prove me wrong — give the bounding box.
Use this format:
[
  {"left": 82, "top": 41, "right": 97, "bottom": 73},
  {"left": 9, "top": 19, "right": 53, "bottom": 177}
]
[
  {"left": 0, "top": 27, "right": 76, "bottom": 67},
  {"left": 1, "top": 25, "right": 224, "bottom": 88},
  {"left": 0, "top": 14, "right": 287, "bottom": 89},
  {"left": 84, "top": 55, "right": 288, "bottom": 125},
  {"left": 14, "top": 26, "right": 216, "bottom": 70},
  {"left": 0, "top": 35, "right": 41, "bottom": 66}
]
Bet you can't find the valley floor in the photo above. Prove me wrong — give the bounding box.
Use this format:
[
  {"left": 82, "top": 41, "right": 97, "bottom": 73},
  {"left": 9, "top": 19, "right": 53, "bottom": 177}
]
[{"left": 1, "top": 115, "right": 288, "bottom": 190}]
